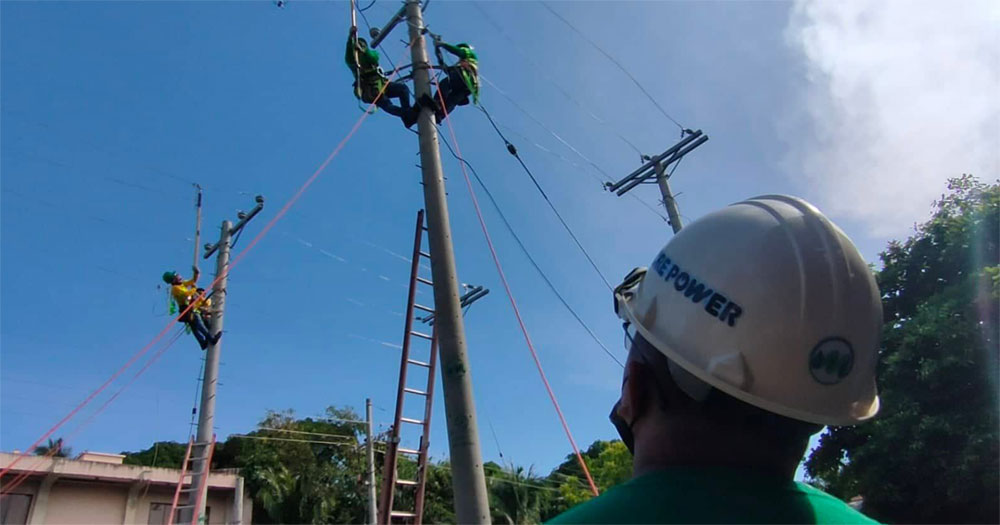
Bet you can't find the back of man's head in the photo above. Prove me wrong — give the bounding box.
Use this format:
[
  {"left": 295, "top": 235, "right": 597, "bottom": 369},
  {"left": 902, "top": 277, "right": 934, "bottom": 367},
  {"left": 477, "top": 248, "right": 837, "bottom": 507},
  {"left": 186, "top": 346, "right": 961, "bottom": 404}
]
[{"left": 611, "top": 195, "right": 882, "bottom": 476}]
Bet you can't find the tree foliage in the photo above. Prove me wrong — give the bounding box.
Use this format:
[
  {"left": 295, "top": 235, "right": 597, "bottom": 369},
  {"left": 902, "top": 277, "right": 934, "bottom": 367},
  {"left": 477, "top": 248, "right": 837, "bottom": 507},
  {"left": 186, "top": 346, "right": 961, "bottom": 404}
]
[
  {"left": 121, "top": 441, "right": 188, "bottom": 468},
  {"left": 805, "top": 175, "right": 999, "bottom": 523},
  {"left": 35, "top": 437, "right": 71, "bottom": 458},
  {"left": 541, "top": 440, "right": 632, "bottom": 520}
]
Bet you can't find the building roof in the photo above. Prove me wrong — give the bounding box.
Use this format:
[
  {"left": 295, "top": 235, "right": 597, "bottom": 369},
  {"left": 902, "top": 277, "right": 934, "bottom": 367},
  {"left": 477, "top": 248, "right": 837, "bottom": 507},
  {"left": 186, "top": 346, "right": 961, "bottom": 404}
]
[{"left": 0, "top": 452, "right": 240, "bottom": 489}]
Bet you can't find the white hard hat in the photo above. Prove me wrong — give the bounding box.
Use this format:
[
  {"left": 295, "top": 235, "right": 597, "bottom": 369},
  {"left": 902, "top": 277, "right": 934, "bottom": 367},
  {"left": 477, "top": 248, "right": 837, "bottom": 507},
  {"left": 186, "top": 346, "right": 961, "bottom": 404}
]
[{"left": 615, "top": 195, "right": 881, "bottom": 426}]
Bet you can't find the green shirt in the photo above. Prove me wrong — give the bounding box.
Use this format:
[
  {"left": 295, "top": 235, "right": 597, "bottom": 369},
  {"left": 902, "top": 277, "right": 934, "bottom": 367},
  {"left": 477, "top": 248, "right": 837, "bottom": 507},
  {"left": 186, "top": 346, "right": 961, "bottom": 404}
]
[
  {"left": 344, "top": 37, "right": 381, "bottom": 77},
  {"left": 548, "top": 467, "right": 878, "bottom": 524}
]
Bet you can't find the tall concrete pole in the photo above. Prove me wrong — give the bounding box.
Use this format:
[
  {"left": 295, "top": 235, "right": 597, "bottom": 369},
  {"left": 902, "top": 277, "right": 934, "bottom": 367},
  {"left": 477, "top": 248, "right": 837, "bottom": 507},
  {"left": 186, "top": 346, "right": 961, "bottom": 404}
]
[
  {"left": 404, "top": 1, "right": 490, "bottom": 521},
  {"left": 365, "top": 398, "right": 377, "bottom": 525},
  {"left": 653, "top": 160, "right": 683, "bottom": 234},
  {"left": 187, "top": 219, "right": 231, "bottom": 522}
]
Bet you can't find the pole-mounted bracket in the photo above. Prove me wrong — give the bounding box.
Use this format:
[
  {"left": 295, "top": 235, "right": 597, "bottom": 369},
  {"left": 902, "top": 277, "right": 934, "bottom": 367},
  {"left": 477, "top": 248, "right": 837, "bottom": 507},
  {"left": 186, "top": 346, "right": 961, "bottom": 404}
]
[
  {"left": 420, "top": 285, "right": 489, "bottom": 325},
  {"left": 204, "top": 195, "right": 265, "bottom": 259},
  {"left": 605, "top": 130, "right": 708, "bottom": 196}
]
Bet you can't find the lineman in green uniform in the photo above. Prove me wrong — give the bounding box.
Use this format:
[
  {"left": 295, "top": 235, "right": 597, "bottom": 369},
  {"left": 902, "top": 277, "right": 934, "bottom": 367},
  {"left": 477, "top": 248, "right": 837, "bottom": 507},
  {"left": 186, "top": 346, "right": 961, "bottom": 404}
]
[
  {"left": 550, "top": 195, "right": 882, "bottom": 524},
  {"left": 428, "top": 37, "right": 479, "bottom": 123},
  {"left": 346, "top": 27, "right": 416, "bottom": 127}
]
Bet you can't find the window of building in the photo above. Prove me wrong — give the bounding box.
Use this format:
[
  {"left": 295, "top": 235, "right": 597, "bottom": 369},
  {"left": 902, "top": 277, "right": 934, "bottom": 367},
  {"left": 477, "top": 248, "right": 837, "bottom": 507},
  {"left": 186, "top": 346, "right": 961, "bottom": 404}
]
[
  {"left": 148, "top": 503, "right": 210, "bottom": 525},
  {"left": 0, "top": 493, "right": 32, "bottom": 525}
]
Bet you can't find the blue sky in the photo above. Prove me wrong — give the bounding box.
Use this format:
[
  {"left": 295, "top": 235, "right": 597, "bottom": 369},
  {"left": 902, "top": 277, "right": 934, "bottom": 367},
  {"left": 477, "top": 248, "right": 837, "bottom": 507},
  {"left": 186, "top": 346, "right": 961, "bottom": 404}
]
[{"left": 2, "top": 0, "right": 996, "bottom": 478}]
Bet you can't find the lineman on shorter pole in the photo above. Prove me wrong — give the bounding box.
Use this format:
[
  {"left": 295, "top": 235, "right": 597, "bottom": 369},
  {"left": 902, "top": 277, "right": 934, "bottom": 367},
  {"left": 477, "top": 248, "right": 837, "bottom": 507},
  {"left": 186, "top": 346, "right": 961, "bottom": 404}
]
[
  {"left": 549, "top": 195, "right": 881, "bottom": 524},
  {"left": 162, "top": 268, "right": 220, "bottom": 350}
]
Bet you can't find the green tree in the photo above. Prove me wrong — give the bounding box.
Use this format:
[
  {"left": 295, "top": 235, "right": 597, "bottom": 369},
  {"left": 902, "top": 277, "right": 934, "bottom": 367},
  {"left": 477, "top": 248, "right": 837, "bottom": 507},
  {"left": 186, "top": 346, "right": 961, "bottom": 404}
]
[
  {"left": 220, "top": 406, "right": 371, "bottom": 524},
  {"left": 542, "top": 440, "right": 632, "bottom": 519},
  {"left": 35, "top": 438, "right": 71, "bottom": 458},
  {"left": 485, "top": 462, "right": 551, "bottom": 524},
  {"left": 122, "top": 441, "right": 189, "bottom": 468},
  {"left": 805, "top": 175, "right": 999, "bottom": 523}
]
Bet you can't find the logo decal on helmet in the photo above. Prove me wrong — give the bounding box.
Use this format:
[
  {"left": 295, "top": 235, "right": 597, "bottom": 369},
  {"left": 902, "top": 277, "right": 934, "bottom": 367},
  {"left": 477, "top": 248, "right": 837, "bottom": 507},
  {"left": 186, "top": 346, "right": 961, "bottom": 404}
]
[
  {"left": 652, "top": 253, "right": 743, "bottom": 327},
  {"left": 809, "top": 337, "right": 854, "bottom": 385}
]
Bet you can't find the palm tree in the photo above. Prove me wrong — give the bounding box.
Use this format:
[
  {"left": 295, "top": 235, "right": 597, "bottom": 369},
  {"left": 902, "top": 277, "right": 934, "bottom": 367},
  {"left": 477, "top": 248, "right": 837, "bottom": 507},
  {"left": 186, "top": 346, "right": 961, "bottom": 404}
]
[
  {"left": 489, "top": 464, "right": 546, "bottom": 524},
  {"left": 34, "top": 438, "right": 71, "bottom": 458}
]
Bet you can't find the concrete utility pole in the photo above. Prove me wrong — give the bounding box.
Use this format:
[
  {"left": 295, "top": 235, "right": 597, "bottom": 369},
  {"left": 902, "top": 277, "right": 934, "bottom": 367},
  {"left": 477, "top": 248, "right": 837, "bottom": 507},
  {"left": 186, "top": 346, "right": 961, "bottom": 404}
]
[
  {"left": 185, "top": 196, "right": 264, "bottom": 524},
  {"left": 652, "top": 160, "right": 683, "bottom": 234},
  {"left": 403, "top": 1, "right": 491, "bottom": 521},
  {"left": 366, "top": 398, "right": 377, "bottom": 525},
  {"left": 606, "top": 130, "right": 709, "bottom": 233}
]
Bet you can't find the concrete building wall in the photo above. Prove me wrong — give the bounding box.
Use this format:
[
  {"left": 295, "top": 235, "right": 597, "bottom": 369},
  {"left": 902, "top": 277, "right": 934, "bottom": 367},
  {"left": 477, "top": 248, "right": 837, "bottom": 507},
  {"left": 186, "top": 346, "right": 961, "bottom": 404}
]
[
  {"left": 1, "top": 453, "right": 251, "bottom": 525},
  {"left": 44, "top": 480, "right": 128, "bottom": 524}
]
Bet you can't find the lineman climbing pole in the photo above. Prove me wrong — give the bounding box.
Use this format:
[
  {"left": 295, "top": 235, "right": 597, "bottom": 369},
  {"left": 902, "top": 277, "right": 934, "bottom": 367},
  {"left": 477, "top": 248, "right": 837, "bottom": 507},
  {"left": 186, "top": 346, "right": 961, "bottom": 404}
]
[
  {"left": 606, "top": 130, "right": 709, "bottom": 233},
  {"left": 367, "top": 1, "right": 492, "bottom": 522},
  {"left": 182, "top": 195, "right": 264, "bottom": 524}
]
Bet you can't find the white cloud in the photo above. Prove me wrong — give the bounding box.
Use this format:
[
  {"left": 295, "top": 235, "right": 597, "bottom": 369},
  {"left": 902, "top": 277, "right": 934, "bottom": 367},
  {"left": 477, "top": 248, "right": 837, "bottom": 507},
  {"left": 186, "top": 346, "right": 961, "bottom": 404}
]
[{"left": 785, "top": 0, "right": 999, "bottom": 237}]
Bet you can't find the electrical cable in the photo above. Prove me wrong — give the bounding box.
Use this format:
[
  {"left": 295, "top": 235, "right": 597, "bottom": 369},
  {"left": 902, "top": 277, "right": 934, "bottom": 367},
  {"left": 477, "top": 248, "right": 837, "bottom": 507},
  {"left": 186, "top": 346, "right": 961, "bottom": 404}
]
[
  {"left": 0, "top": 44, "right": 415, "bottom": 478},
  {"left": 2, "top": 328, "right": 186, "bottom": 495},
  {"left": 257, "top": 427, "right": 358, "bottom": 439},
  {"left": 478, "top": 105, "right": 613, "bottom": 291},
  {"left": 479, "top": 75, "right": 610, "bottom": 186},
  {"left": 435, "top": 130, "right": 623, "bottom": 368},
  {"left": 358, "top": 0, "right": 376, "bottom": 12},
  {"left": 464, "top": 113, "right": 669, "bottom": 223},
  {"left": 540, "top": 2, "right": 685, "bottom": 132},
  {"left": 429, "top": 74, "right": 600, "bottom": 496},
  {"left": 471, "top": 2, "right": 644, "bottom": 157},
  {"left": 188, "top": 356, "right": 206, "bottom": 437}
]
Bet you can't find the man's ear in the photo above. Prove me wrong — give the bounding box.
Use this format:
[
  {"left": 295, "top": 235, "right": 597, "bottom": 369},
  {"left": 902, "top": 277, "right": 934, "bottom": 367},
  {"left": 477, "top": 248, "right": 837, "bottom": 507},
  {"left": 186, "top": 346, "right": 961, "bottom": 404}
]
[{"left": 618, "top": 360, "right": 649, "bottom": 425}]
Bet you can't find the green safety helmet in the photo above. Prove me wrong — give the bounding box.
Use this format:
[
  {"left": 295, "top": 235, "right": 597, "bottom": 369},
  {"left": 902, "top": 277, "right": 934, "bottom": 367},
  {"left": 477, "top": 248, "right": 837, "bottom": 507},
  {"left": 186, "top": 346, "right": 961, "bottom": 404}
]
[
  {"left": 162, "top": 271, "right": 177, "bottom": 284},
  {"left": 457, "top": 42, "right": 472, "bottom": 49}
]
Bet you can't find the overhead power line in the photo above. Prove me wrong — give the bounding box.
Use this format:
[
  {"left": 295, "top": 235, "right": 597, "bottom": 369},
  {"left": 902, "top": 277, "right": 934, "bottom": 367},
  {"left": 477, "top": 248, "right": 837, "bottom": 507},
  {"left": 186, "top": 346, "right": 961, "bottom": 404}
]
[
  {"left": 432, "top": 76, "right": 599, "bottom": 496},
  {"left": 471, "top": 1, "right": 644, "bottom": 157},
  {"left": 479, "top": 75, "right": 611, "bottom": 186},
  {"left": 0, "top": 45, "right": 416, "bottom": 478},
  {"left": 435, "top": 129, "right": 624, "bottom": 368},
  {"left": 540, "top": 2, "right": 685, "bottom": 131},
  {"left": 478, "top": 105, "right": 613, "bottom": 291}
]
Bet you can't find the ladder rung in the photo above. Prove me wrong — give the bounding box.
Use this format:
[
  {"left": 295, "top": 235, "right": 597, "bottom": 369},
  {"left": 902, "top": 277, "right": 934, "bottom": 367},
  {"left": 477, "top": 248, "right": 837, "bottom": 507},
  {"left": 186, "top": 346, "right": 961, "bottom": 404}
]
[
  {"left": 416, "top": 276, "right": 433, "bottom": 286},
  {"left": 418, "top": 251, "right": 431, "bottom": 259},
  {"left": 179, "top": 487, "right": 198, "bottom": 493},
  {"left": 410, "top": 331, "right": 433, "bottom": 340},
  {"left": 407, "top": 359, "right": 430, "bottom": 368},
  {"left": 174, "top": 505, "right": 194, "bottom": 510},
  {"left": 403, "top": 387, "right": 427, "bottom": 396},
  {"left": 397, "top": 447, "right": 420, "bottom": 455},
  {"left": 400, "top": 417, "right": 424, "bottom": 425},
  {"left": 391, "top": 511, "right": 418, "bottom": 518},
  {"left": 395, "top": 479, "right": 418, "bottom": 486},
  {"left": 413, "top": 303, "right": 434, "bottom": 313}
]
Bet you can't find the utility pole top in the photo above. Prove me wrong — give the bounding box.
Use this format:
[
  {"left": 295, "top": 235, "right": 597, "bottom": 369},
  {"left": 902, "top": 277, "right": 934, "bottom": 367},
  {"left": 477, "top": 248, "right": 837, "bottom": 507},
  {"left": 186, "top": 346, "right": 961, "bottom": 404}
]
[{"left": 607, "top": 130, "right": 709, "bottom": 234}]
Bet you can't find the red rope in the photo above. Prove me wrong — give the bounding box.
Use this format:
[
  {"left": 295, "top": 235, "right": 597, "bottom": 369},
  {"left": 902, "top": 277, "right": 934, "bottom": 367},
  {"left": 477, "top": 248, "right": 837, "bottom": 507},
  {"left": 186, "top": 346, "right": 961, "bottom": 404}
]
[
  {"left": 1, "top": 329, "right": 185, "bottom": 495},
  {"left": 429, "top": 71, "right": 600, "bottom": 496},
  {"left": 0, "top": 47, "right": 412, "bottom": 480}
]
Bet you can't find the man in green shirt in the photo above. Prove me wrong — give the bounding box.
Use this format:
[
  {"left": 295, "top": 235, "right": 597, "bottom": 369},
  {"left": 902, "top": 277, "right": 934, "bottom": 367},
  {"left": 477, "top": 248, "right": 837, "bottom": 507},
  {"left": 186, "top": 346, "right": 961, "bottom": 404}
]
[
  {"left": 428, "top": 37, "right": 479, "bottom": 123},
  {"left": 550, "top": 195, "right": 881, "bottom": 524},
  {"left": 345, "top": 27, "right": 416, "bottom": 127}
]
